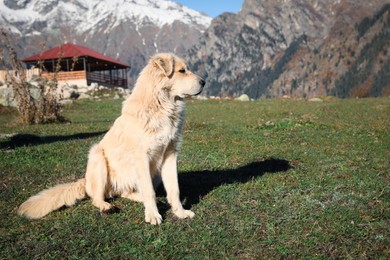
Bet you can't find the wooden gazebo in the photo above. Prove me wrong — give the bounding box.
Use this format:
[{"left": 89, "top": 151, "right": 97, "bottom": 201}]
[{"left": 22, "top": 43, "right": 130, "bottom": 88}]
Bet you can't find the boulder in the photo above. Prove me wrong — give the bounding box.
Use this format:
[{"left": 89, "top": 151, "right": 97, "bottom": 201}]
[
  {"left": 59, "top": 99, "right": 73, "bottom": 106},
  {"left": 77, "top": 86, "right": 88, "bottom": 93},
  {"left": 0, "top": 86, "right": 16, "bottom": 106},
  {"left": 61, "top": 87, "right": 76, "bottom": 99},
  {"left": 88, "top": 83, "right": 99, "bottom": 91},
  {"left": 78, "top": 93, "right": 91, "bottom": 99},
  {"left": 308, "top": 98, "right": 323, "bottom": 102},
  {"left": 236, "top": 94, "right": 250, "bottom": 101}
]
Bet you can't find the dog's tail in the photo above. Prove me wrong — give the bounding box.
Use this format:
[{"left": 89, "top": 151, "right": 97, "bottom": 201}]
[{"left": 18, "top": 178, "right": 86, "bottom": 219}]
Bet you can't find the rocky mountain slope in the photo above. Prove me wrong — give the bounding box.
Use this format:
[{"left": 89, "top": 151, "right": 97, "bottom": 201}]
[
  {"left": 0, "top": 0, "right": 211, "bottom": 86},
  {"left": 186, "top": 0, "right": 390, "bottom": 98}
]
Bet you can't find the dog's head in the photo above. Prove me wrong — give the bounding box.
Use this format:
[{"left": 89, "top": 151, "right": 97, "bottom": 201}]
[{"left": 150, "top": 53, "right": 205, "bottom": 99}]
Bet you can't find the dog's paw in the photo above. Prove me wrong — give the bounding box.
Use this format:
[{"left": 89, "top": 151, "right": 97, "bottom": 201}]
[
  {"left": 145, "top": 210, "right": 162, "bottom": 225},
  {"left": 93, "top": 200, "right": 113, "bottom": 212},
  {"left": 102, "top": 206, "right": 120, "bottom": 214},
  {"left": 174, "top": 209, "right": 195, "bottom": 219}
]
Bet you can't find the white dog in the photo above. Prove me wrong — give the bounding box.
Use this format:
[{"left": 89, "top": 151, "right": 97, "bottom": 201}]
[{"left": 18, "top": 53, "right": 205, "bottom": 225}]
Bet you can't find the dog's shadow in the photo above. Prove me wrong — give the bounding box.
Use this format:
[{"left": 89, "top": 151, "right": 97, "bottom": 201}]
[{"left": 157, "top": 158, "right": 292, "bottom": 211}]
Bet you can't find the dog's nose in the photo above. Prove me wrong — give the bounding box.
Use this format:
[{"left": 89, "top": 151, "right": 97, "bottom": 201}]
[{"left": 199, "top": 79, "right": 206, "bottom": 87}]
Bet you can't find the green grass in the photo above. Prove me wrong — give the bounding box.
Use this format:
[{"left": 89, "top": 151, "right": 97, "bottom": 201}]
[{"left": 1, "top": 98, "right": 389, "bottom": 258}]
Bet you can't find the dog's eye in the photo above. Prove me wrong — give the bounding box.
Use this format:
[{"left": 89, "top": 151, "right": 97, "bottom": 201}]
[{"left": 178, "top": 69, "right": 186, "bottom": 73}]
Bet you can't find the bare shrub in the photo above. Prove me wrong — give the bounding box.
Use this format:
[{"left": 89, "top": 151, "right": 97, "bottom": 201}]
[{"left": 0, "top": 29, "right": 67, "bottom": 124}]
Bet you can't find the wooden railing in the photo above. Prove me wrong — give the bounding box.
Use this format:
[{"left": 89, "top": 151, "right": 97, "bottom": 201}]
[
  {"left": 37, "top": 70, "right": 126, "bottom": 87},
  {"left": 41, "top": 70, "right": 86, "bottom": 81},
  {"left": 86, "top": 71, "right": 126, "bottom": 87}
]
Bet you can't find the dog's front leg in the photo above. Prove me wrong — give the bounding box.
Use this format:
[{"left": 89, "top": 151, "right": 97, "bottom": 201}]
[
  {"left": 136, "top": 157, "right": 162, "bottom": 225},
  {"left": 161, "top": 152, "right": 195, "bottom": 219}
]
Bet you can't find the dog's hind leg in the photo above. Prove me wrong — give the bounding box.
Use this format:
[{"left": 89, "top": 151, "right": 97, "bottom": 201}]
[{"left": 85, "top": 145, "right": 113, "bottom": 212}]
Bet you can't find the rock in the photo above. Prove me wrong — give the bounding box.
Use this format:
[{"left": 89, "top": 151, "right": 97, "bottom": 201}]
[
  {"left": 29, "top": 88, "right": 42, "bottom": 102},
  {"left": 78, "top": 93, "right": 91, "bottom": 99},
  {"left": 61, "top": 87, "right": 75, "bottom": 99},
  {"left": 195, "top": 95, "right": 208, "bottom": 100},
  {"left": 59, "top": 99, "right": 73, "bottom": 106},
  {"left": 88, "top": 83, "right": 99, "bottom": 91},
  {"left": 0, "top": 86, "right": 16, "bottom": 107},
  {"left": 77, "top": 86, "right": 88, "bottom": 93},
  {"left": 70, "top": 92, "right": 80, "bottom": 99},
  {"left": 236, "top": 94, "right": 250, "bottom": 101},
  {"left": 1, "top": 80, "right": 141, "bottom": 106},
  {"left": 0, "top": 86, "right": 60, "bottom": 107},
  {"left": 308, "top": 98, "right": 323, "bottom": 102}
]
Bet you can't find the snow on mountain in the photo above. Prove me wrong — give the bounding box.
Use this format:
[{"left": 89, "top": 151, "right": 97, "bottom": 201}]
[
  {"left": 0, "top": 0, "right": 212, "bottom": 87},
  {"left": 0, "top": 0, "right": 211, "bottom": 35}
]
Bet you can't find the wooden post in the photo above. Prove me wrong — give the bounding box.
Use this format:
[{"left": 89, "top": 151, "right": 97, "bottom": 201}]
[
  {"left": 83, "top": 57, "right": 87, "bottom": 84},
  {"left": 124, "top": 68, "right": 127, "bottom": 88},
  {"left": 122, "top": 68, "right": 125, "bottom": 87},
  {"left": 119, "top": 69, "right": 122, "bottom": 87}
]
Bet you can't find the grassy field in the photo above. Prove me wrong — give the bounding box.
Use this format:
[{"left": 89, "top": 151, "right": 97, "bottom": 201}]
[{"left": 0, "top": 97, "right": 389, "bottom": 258}]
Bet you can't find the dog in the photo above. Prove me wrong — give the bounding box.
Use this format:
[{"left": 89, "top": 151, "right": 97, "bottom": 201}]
[{"left": 18, "top": 53, "right": 205, "bottom": 225}]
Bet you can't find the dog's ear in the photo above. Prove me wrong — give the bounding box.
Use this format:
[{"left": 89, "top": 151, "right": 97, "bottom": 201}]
[{"left": 152, "top": 54, "right": 174, "bottom": 77}]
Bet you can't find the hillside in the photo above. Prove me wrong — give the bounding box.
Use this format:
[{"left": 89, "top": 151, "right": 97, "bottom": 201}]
[
  {"left": 186, "top": 0, "right": 390, "bottom": 98},
  {"left": 271, "top": 3, "right": 390, "bottom": 98}
]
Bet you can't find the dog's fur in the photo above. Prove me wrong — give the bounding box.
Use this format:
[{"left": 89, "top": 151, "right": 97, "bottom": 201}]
[{"left": 18, "top": 53, "right": 205, "bottom": 225}]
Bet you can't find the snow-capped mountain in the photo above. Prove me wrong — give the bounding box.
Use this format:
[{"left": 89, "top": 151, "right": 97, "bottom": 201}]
[
  {"left": 0, "top": 0, "right": 212, "bottom": 86},
  {"left": 1, "top": 0, "right": 211, "bottom": 35}
]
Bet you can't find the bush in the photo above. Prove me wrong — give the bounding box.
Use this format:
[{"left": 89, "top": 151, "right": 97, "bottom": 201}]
[{"left": 0, "top": 29, "right": 66, "bottom": 124}]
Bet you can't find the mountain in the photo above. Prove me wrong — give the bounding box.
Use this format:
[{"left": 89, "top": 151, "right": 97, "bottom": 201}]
[
  {"left": 0, "top": 0, "right": 212, "bottom": 86},
  {"left": 186, "top": 0, "right": 390, "bottom": 98}
]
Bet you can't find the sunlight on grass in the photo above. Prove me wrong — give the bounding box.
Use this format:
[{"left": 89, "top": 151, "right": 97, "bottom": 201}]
[{"left": 1, "top": 98, "right": 389, "bottom": 258}]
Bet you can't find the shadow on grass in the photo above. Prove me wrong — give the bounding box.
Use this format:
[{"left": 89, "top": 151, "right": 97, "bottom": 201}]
[
  {"left": 157, "top": 158, "right": 292, "bottom": 210},
  {"left": 0, "top": 131, "right": 106, "bottom": 149}
]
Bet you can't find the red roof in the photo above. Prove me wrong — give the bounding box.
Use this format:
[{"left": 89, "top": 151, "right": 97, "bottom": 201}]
[{"left": 22, "top": 43, "right": 129, "bottom": 67}]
